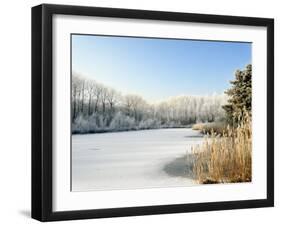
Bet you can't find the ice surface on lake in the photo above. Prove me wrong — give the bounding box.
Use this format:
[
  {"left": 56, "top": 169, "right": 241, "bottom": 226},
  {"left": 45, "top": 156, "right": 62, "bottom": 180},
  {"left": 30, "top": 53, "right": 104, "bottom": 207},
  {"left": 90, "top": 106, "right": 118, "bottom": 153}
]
[{"left": 72, "top": 128, "right": 204, "bottom": 191}]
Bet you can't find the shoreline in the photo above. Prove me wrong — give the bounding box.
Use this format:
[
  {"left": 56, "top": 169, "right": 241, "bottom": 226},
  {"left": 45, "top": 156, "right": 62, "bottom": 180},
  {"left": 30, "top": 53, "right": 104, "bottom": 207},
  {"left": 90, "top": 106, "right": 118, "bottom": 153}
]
[{"left": 72, "top": 125, "right": 193, "bottom": 135}]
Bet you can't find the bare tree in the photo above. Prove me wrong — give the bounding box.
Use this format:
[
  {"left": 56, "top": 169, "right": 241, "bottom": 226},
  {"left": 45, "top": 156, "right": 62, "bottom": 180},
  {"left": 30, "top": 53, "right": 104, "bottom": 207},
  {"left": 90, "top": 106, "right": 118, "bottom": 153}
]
[
  {"left": 86, "top": 80, "right": 95, "bottom": 116},
  {"left": 80, "top": 80, "right": 85, "bottom": 115},
  {"left": 123, "top": 95, "right": 148, "bottom": 122},
  {"left": 106, "top": 88, "right": 120, "bottom": 119},
  {"left": 123, "top": 95, "right": 134, "bottom": 117},
  {"left": 72, "top": 74, "right": 83, "bottom": 122},
  {"left": 100, "top": 86, "right": 108, "bottom": 114},
  {"left": 93, "top": 84, "right": 102, "bottom": 113}
]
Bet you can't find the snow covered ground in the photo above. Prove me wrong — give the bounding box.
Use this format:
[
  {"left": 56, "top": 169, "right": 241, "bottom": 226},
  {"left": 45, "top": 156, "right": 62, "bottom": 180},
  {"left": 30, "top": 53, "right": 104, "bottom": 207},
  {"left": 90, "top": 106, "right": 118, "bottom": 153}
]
[{"left": 72, "top": 128, "right": 204, "bottom": 191}]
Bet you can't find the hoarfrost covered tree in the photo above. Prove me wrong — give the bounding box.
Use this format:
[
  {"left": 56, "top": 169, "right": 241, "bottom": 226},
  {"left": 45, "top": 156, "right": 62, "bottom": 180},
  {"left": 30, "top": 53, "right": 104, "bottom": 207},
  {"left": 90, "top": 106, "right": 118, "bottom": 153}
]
[
  {"left": 106, "top": 88, "right": 120, "bottom": 121},
  {"left": 86, "top": 80, "right": 95, "bottom": 116},
  {"left": 100, "top": 86, "right": 108, "bottom": 114},
  {"left": 223, "top": 64, "right": 252, "bottom": 125},
  {"left": 93, "top": 82, "right": 102, "bottom": 113},
  {"left": 72, "top": 73, "right": 84, "bottom": 122},
  {"left": 72, "top": 73, "right": 227, "bottom": 133}
]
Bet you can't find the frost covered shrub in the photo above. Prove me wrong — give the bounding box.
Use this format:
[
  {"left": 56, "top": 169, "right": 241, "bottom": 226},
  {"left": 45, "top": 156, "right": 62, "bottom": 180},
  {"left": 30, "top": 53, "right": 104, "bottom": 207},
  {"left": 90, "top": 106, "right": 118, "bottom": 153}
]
[
  {"left": 109, "top": 112, "right": 136, "bottom": 131},
  {"left": 72, "top": 114, "right": 90, "bottom": 133},
  {"left": 72, "top": 114, "right": 99, "bottom": 133},
  {"left": 87, "top": 114, "right": 99, "bottom": 132},
  {"left": 97, "top": 115, "right": 107, "bottom": 130},
  {"left": 138, "top": 118, "right": 161, "bottom": 129}
]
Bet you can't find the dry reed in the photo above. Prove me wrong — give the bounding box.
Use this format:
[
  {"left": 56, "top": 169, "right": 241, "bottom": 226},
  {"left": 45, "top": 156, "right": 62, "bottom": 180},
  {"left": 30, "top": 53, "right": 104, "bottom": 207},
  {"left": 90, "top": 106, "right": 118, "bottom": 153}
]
[
  {"left": 192, "top": 122, "right": 227, "bottom": 135},
  {"left": 192, "top": 113, "right": 252, "bottom": 184}
]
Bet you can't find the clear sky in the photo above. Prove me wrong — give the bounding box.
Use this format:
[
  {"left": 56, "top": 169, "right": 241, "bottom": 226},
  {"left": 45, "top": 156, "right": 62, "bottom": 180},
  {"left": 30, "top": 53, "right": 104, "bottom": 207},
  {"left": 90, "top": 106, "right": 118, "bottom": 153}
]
[{"left": 72, "top": 34, "right": 251, "bottom": 102}]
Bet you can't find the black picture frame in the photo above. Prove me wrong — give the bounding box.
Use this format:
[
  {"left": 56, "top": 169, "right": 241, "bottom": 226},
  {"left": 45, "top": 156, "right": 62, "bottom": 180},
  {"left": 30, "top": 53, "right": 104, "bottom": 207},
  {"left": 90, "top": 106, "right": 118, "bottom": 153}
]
[{"left": 32, "top": 3, "right": 274, "bottom": 222}]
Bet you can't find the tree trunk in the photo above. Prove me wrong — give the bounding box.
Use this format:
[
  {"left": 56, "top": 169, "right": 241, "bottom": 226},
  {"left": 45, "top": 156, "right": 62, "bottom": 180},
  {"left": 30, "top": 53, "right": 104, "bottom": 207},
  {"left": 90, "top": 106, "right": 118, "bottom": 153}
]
[{"left": 88, "top": 95, "right": 92, "bottom": 116}]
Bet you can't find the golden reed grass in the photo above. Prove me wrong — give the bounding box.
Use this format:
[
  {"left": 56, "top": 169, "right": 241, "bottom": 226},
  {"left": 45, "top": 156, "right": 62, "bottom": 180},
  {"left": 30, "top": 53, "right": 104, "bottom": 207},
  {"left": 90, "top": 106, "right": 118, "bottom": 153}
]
[
  {"left": 192, "top": 114, "right": 252, "bottom": 184},
  {"left": 192, "top": 122, "right": 227, "bottom": 135}
]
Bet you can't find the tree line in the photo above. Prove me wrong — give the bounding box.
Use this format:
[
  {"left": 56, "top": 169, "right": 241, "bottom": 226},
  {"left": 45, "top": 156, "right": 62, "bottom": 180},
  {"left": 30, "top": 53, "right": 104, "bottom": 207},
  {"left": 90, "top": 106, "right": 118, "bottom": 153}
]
[{"left": 72, "top": 73, "right": 227, "bottom": 133}]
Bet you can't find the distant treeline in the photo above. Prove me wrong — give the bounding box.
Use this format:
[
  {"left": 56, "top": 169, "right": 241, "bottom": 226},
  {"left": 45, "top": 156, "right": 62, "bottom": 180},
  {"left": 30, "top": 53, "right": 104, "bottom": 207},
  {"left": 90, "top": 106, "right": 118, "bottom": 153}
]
[{"left": 72, "top": 73, "right": 227, "bottom": 134}]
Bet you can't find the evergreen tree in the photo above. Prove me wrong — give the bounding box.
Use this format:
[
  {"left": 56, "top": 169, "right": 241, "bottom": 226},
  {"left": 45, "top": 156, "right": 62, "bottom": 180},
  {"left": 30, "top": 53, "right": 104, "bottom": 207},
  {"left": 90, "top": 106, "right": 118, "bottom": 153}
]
[{"left": 223, "top": 64, "right": 252, "bottom": 125}]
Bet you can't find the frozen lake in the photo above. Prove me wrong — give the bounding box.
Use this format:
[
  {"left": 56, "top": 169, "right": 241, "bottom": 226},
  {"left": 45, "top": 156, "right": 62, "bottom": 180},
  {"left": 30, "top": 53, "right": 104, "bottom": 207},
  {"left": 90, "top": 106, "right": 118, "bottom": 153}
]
[{"left": 72, "top": 128, "right": 204, "bottom": 191}]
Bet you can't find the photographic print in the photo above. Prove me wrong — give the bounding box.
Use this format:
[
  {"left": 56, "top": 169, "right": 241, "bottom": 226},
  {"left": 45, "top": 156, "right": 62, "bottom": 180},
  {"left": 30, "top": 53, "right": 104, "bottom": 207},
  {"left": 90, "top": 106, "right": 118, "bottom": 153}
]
[
  {"left": 71, "top": 34, "right": 252, "bottom": 191},
  {"left": 32, "top": 4, "right": 274, "bottom": 221}
]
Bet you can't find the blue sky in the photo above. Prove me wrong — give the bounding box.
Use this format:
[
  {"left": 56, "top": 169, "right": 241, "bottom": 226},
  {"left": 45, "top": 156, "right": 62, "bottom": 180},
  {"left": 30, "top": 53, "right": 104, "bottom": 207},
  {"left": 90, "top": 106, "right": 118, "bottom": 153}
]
[{"left": 72, "top": 34, "right": 251, "bottom": 102}]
